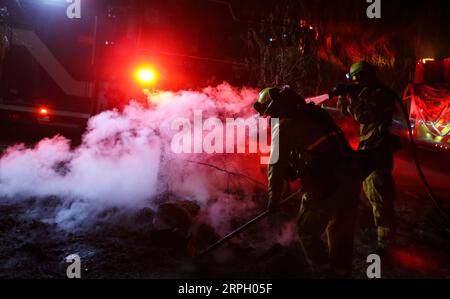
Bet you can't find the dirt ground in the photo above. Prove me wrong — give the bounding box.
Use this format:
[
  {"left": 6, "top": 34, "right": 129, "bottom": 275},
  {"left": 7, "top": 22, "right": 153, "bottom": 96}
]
[{"left": 0, "top": 130, "right": 449, "bottom": 279}]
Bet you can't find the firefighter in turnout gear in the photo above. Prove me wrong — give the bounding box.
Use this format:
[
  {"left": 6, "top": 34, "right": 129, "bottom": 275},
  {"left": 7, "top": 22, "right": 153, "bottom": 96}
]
[
  {"left": 334, "top": 61, "right": 399, "bottom": 252},
  {"left": 255, "top": 86, "right": 362, "bottom": 276}
]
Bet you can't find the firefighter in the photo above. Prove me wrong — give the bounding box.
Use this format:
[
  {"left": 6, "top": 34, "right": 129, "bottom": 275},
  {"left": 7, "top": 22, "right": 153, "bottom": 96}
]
[
  {"left": 254, "top": 86, "right": 362, "bottom": 277},
  {"left": 334, "top": 61, "right": 399, "bottom": 254}
]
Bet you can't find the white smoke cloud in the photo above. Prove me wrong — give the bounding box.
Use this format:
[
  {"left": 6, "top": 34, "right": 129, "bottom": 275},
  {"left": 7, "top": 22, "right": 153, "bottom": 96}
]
[{"left": 0, "top": 83, "right": 275, "bottom": 235}]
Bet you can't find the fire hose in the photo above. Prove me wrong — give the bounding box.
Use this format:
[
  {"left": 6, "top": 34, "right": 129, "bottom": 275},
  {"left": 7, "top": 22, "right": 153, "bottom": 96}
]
[
  {"left": 395, "top": 95, "right": 450, "bottom": 223},
  {"left": 197, "top": 188, "right": 303, "bottom": 257}
]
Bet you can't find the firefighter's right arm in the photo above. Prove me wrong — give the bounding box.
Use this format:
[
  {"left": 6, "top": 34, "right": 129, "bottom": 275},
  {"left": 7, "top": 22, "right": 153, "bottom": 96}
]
[
  {"left": 267, "top": 120, "right": 291, "bottom": 211},
  {"left": 349, "top": 88, "right": 394, "bottom": 125},
  {"left": 337, "top": 96, "right": 351, "bottom": 116}
]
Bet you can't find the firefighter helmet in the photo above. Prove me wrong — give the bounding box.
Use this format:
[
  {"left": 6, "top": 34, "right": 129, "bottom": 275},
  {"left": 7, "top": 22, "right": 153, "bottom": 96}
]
[
  {"left": 346, "top": 61, "right": 375, "bottom": 81},
  {"left": 254, "top": 87, "right": 278, "bottom": 116},
  {"left": 254, "top": 86, "right": 306, "bottom": 116}
]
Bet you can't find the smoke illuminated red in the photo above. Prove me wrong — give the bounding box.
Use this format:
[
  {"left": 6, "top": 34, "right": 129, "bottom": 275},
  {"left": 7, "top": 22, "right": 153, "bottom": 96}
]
[{"left": 389, "top": 246, "right": 447, "bottom": 275}]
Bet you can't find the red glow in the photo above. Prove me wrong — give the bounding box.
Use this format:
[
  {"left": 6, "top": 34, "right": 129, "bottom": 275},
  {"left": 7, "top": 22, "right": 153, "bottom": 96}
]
[
  {"left": 134, "top": 66, "right": 158, "bottom": 85},
  {"left": 389, "top": 246, "right": 445, "bottom": 275},
  {"left": 39, "top": 107, "right": 49, "bottom": 115}
]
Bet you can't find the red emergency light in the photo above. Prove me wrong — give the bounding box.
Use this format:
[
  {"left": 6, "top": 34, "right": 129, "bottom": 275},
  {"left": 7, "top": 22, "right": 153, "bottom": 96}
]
[
  {"left": 134, "top": 66, "right": 158, "bottom": 86},
  {"left": 39, "top": 107, "right": 49, "bottom": 115}
]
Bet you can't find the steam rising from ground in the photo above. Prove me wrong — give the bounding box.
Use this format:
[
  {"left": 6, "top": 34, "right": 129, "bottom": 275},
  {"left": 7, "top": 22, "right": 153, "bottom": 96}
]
[{"left": 0, "top": 84, "right": 272, "bottom": 235}]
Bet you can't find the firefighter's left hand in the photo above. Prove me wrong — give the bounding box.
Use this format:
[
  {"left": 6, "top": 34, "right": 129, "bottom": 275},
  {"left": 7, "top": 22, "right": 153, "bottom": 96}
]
[{"left": 330, "top": 83, "right": 348, "bottom": 98}]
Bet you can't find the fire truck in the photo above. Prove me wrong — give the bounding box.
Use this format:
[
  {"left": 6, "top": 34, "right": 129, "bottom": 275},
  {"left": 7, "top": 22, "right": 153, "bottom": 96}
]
[
  {"left": 403, "top": 58, "right": 450, "bottom": 151},
  {"left": 0, "top": 0, "right": 246, "bottom": 131}
]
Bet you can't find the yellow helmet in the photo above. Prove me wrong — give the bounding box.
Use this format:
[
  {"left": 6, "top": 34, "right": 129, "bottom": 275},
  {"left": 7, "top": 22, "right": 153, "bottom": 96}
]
[
  {"left": 254, "top": 86, "right": 305, "bottom": 116},
  {"left": 346, "top": 61, "right": 375, "bottom": 81},
  {"left": 254, "top": 87, "right": 277, "bottom": 116}
]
